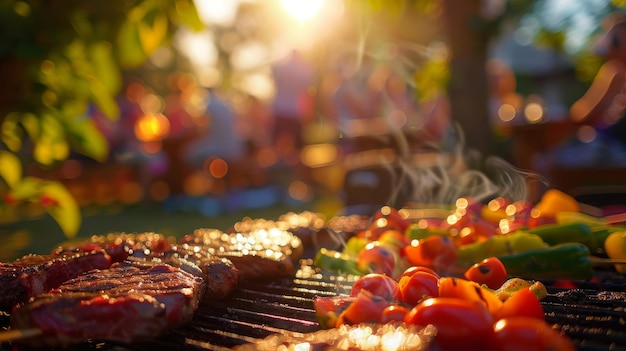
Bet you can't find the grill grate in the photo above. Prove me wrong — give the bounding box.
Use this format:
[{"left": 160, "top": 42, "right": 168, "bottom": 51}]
[{"left": 2, "top": 261, "right": 626, "bottom": 350}]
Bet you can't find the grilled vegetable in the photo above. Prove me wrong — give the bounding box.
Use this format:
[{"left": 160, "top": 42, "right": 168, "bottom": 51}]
[
  {"left": 604, "top": 231, "right": 626, "bottom": 273},
  {"left": 313, "top": 248, "right": 363, "bottom": 276},
  {"left": 456, "top": 232, "right": 546, "bottom": 268},
  {"left": 526, "top": 222, "right": 622, "bottom": 255},
  {"left": 497, "top": 243, "right": 594, "bottom": 281}
]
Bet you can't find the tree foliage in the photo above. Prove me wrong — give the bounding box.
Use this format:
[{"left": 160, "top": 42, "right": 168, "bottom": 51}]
[{"left": 0, "top": 0, "right": 203, "bottom": 237}]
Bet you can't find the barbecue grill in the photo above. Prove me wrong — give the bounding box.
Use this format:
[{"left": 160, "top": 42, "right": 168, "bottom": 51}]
[{"left": 2, "top": 257, "right": 625, "bottom": 351}]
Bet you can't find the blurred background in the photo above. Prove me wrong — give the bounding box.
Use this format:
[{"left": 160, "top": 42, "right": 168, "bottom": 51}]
[{"left": 2, "top": 0, "right": 626, "bottom": 260}]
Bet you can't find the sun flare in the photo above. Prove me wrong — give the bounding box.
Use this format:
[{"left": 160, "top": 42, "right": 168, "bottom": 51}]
[{"left": 280, "top": 0, "right": 324, "bottom": 22}]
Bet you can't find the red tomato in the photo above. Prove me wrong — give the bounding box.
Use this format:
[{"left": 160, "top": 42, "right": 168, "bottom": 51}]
[
  {"left": 404, "top": 235, "right": 458, "bottom": 274},
  {"left": 337, "top": 290, "right": 390, "bottom": 325},
  {"left": 379, "top": 304, "right": 410, "bottom": 323},
  {"left": 356, "top": 243, "right": 396, "bottom": 276},
  {"left": 373, "top": 206, "right": 411, "bottom": 232},
  {"left": 494, "top": 288, "right": 545, "bottom": 322},
  {"left": 350, "top": 273, "right": 401, "bottom": 301},
  {"left": 490, "top": 317, "right": 576, "bottom": 351},
  {"left": 438, "top": 276, "right": 503, "bottom": 316},
  {"left": 398, "top": 271, "right": 439, "bottom": 306},
  {"left": 399, "top": 265, "right": 440, "bottom": 280},
  {"left": 464, "top": 257, "right": 508, "bottom": 289},
  {"left": 404, "top": 297, "right": 494, "bottom": 350}
]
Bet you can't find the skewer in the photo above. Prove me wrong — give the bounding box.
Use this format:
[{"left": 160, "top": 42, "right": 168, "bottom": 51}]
[
  {"left": 0, "top": 328, "right": 42, "bottom": 343},
  {"left": 590, "top": 257, "right": 626, "bottom": 266}
]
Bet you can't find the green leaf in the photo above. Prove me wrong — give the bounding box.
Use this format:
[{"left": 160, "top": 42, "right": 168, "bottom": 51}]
[
  {"left": 66, "top": 118, "right": 109, "bottom": 162},
  {"left": 8, "top": 176, "right": 41, "bottom": 200},
  {"left": 39, "top": 180, "right": 81, "bottom": 238},
  {"left": 86, "top": 75, "right": 120, "bottom": 120},
  {"left": 89, "top": 41, "right": 122, "bottom": 95},
  {"left": 0, "top": 151, "right": 22, "bottom": 188},
  {"left": 117, "top": 17, "right": 147, "bottom": 68}
]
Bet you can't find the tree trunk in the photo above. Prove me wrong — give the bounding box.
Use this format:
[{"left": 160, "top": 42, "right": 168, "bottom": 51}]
[{"left": 441, "top": 0, "right": 492, "bottom": 157}]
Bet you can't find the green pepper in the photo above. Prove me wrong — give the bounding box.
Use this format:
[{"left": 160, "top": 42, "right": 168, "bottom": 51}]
[
  {"left": 314, "top": 248, "right": 363, "bottom": 276},
  {"left": 497, "top": 242, "right": 594, "bottom": 281},
  {"left": 405, "top": 222, "right": 449, "bottom": 241},
  {"left": 457, "top": 232, "right": 547, "bottom": 268},
  {"left": 342, "top": 236, "right": 369, "bottom": 256},
  {"left": 527, "top": 223, "right": 596, "bottom": 250},
  {"left": 527, "top": 222, "right": 626, "bottom": 255}
]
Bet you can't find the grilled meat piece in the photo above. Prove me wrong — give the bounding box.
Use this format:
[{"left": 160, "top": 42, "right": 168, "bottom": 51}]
[
  {"left": 180, "top": 227, "right": 303, "bottom": 280},
  {"left": 53, "top": 232, "right": 172, "bottom": 263},
  {"left": 11, "top": 262, "right": 205, "bottom": 348},
  {"left": 57, "top": 232, "right": 239, "bottom": 300},
  {"left": 0, "top": 249, "right": 111, "bottom": 312}
]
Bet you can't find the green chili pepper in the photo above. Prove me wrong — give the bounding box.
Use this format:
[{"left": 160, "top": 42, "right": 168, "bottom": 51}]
[
  {"left": 457, "top": 232, "right": 547, "bottom": 268},
  {"left": 314, "top": 248, "right": 363, "bottom": 276},
  {"left": 497, "top": 242, "right": 594, "bottom": 281},
  {"left": 527, "top": 222, "right": 626, "bottom": 255}
]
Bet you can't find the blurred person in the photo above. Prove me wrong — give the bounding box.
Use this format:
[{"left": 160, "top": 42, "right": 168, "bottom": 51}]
[
  {"left": 570, "top": 12, "right": 626, "bottom": 147},
  {"left": 540, "top": 11, "right": 626, "bottom": 168},
  {"left": 270, "top": 49, "right": 315, "bottom": 158},
  {"left": 183, "top": 88, "right": 245, "bottom": 170}
]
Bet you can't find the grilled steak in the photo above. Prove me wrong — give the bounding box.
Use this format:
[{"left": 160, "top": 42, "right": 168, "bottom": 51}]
[
  {"left": 56, "top": 232, "right": 239, "bottom": 300},
  {"left": 11, "top": 262, "right": 205, "bottom": 348},
  {"left": 53, "top": 231, "right": 172, "bottom": 263},
  {"left": 0, "top": 249, "right": 111, "bottom": 312},
  {"left": 180, "top": 227, "right": 303, "bottom": 280}
]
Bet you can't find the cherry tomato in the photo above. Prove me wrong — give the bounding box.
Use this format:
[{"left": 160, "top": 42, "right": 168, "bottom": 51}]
[
  {"left": 398, "top": 271, "right": 439, "bottom": 306},
  {"left": 350, "top": 273, "right": 401, "bottom": 301},
  {"left": 337, "top": 289, "right": 390, "bottom": 325},
  {"left": 494, "top": 288, "right": 545, "bottom": 322},
  {"left": 399, "top": 265, "right": 440, "bottom": 280},
  {"left": 438, "top": 276, "right": 503, "bottom": 316},
  {"left": 490, "top": 317, "right": 576, "bottom": 351},
  {"left": 313, "top": 295, "right": 356, "bottom": 328},
  {"left": 404, "top": 297, "right": 494, "bottom": 350},
  {"left": 379, "top": 304, "right": 410, "bottom": 323},
  {"left": 372, "top": 206, "right": 411, "bottom": 232},
  {"left": 404, "top": 235, "right": 458, "bottom": 273},
  {"left": 356, "top": 242, "right": 396, "bottom": 276},
  {"left": 464, "top": 257, "right": 508, "bottom": 289}
]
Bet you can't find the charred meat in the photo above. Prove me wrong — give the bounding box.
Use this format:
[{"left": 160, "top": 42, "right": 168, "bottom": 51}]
[
  {"left": 11, "top": 262, "right": 204, "bottom": 348},
  {"left": 0, "top": 249, "right": 111, "bottom": 312},
  {"left": 180, "top": 227, "right": 303, "bottom": 280}
]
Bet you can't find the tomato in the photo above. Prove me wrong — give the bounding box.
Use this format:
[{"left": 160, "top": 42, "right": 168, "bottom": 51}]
[
  {"left": 398, "top": 271, "right": 439, "bottom": 306},
  {"left": 490, "top": 317, "right": 576, "bottom": 351},
  {"left": 438, "top": 277, "right": 503, "bottom": 316},
  {"left": 313, "top": 295, "right": 356, "bottom": 328},
  {"left": 399, "top": 265, "right": 440, "bottom": 280},
  {"left": 356, "top": 242, "right": 396, "bottom": 276},
  {"left": 372, "top": 206, "right": 411, "bottom": 232},
  {"left": 464, "top": 257, "right": 508, "bottom": 289},
  {"left": 379, "top": 304, "right": 410, "bottom": 323},
  {"left": 350, "top": 273, "right": 401, "bottom": 301},
  {"left": 494, "top": 288, "right": 544, "bottom": 322},
  {"left": 337, "top": 289, "right": 390, "bottom": 325},
  {"left": 404, "top": 235, "right": 458, "bottom": 273},
  {"left": 404, "top": 297, "right": 494, "bottom": 350}
]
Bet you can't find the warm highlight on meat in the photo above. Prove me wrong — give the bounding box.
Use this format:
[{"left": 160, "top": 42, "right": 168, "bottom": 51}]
[
  {"left": 11, "top": 262, "right": 205, "bottom": 347},
  {"left": 0, "top": 249, "right": 111, "bottom": 312},
  {"left": 180, "top": 227, "right": 303, "bottom": 280}
]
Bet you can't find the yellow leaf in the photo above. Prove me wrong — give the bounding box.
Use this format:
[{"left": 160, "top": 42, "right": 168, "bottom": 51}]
[
  {"left": 39, "top": 181, "right": 81, "bottom": 238},
  {"left": 0, "top": 151, "right": 22, "bottom": 188},
  {"left": 138, "top": 11, "right": 168, "bottom": 55},
  {"left": 171, "top": 0, "right": 204, "bottom": 32},
  {"left": 0, "top": 112, "right": 23, "bottom": 152}
]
